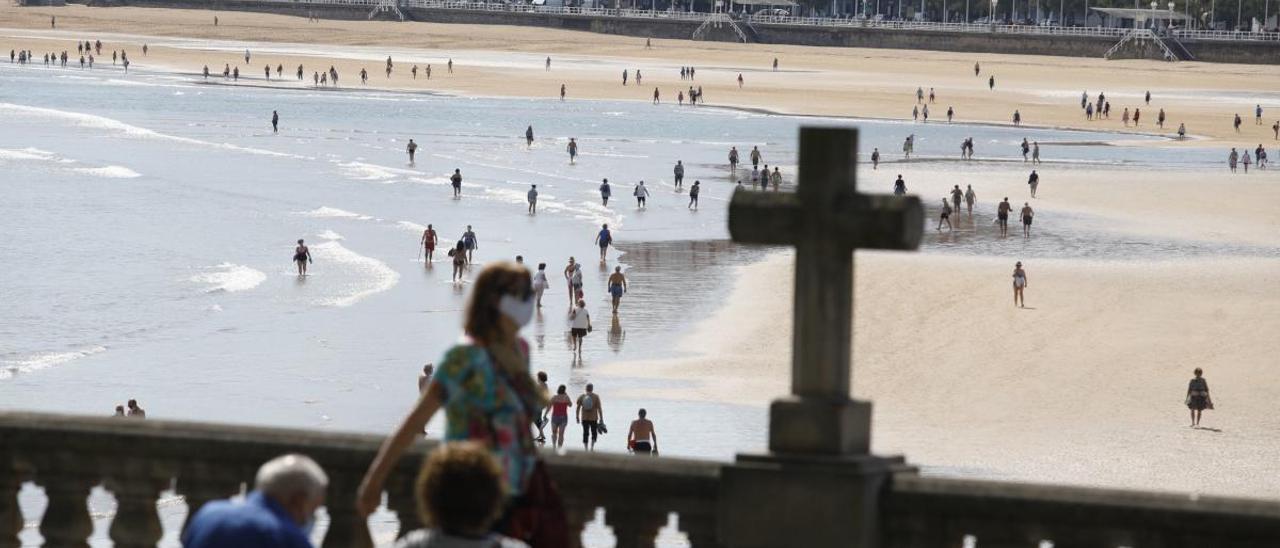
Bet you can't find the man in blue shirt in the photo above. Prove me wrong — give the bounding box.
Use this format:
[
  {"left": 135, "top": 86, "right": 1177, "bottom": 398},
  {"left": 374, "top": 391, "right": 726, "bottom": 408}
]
[{"left": 182, "top": 454, "right": 328, "bottom": 548}]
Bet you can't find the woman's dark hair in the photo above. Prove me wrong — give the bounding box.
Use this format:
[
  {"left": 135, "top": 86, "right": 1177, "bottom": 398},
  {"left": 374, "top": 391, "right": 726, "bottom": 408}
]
[
  {"left": 464, "top": 262, "right": 530, "bottom": 345},
  {"left": 537, "top": 371, "right": 547, "bottom": 382},
  {"left": 416, "top": 442, "right": 506, "bottom": 536},
  {"left": 538, "top": 262, "right": 547, "bottom": 270},
  {"left": 557, "top": 384, "right": 567, "bottom": 395}
]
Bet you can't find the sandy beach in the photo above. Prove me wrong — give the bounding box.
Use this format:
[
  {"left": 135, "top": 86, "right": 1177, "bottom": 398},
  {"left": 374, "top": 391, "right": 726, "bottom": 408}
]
[
  {"left": 3, "top": 3, "right": 1280, "bottom": 502},
  {"left": 4, "top": 4, "right": 1280, "bottom": 146}
]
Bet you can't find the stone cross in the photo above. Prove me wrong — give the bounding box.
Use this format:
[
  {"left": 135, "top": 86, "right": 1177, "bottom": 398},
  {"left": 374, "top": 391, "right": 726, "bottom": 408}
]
[{"left": 729, "top": 126, "right": 922, "bottom": 456}]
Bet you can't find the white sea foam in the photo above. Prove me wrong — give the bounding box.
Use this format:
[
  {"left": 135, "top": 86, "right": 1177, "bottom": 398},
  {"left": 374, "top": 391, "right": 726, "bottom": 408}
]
[
  {"left": 296, "top": 207, "right": 373, "bottom": 221},
  {"left": 0, "top": 102, "right": 308, "bottom": 159},
  {"left": 337, "top": 161, "right": 404, "bottom": 181},
  {"left": 318, "top": 229, "right": 345, "bottom": 241},
  {"left": 71, "top": 165, "right": 142, "bottom": 178},
  {"left": 0, "top": 147, "right": 57, "bottom": 161},
  {"left": 0, "top": 346, "right": 107, "bottom": 380},
  {"left": 396, "top": 221, "right": 428, "bottom": 233},
  {"left": 310, "top": 241, "right": 400, "bottom": 307},
  {"left": 190, "top": 263, "right": 267, "bottom": 293}
]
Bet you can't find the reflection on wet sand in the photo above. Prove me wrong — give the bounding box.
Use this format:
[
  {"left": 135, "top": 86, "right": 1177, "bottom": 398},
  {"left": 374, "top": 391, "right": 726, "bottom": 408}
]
[{"left": 608, "top": 314, "right": 626, "bottom": 354}]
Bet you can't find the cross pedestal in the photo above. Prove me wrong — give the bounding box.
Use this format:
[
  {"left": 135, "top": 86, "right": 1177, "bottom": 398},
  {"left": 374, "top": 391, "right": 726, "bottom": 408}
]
[{"left": 717, "top": 127, "right": 922, "bottom": 548}]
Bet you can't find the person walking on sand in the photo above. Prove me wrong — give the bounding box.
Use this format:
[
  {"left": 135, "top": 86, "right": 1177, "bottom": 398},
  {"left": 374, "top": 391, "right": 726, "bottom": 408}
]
[
  {"left": 203, "top": 65, "right": 209, "bottom": 80},
  {"left": 600, "top": 178, "right": 612, "bottom": 206},
  {"left": 1242, "top": 150, "right": 1251, "bottom": 173},
  {"left": 576, "top": 383, "right": 603, "bottom": 450},
  {"left": 595, "top": 224, "right": 613, "bottom": 262},
  {"left": 1021, "top": 138, "right": 1030, "bottom": 162},
  {"left": 997, "top": 197, "right": 1012, "bottom": 237},
  {"left": 633, "top": 180, "right": 650, "bottom": 209},
  {"left": 950, "top": 185, "right": 963, "bottom": 215},
  {"left": 525, "top": 125, "right": 534, "bottom": 148},
  {"left": 893, "top": 174, "right": 907, "bottom": 196},
  {"left": 548, "top": 385, "right": 572, "bottom": 448},
  {"left": 1028, "top": 170, "right": 1040, "bottom": 198},
  {"left": 729, "top": 146, "right": 739, "bottom": 173},
  {"left": 750, "top": 146, "right": 762, "bottom": 169},
  {"left": 1186, "top": 367, "right": 1213, "bottom": 427},
  {"left": 628, "top": 409, "right": 658, "bottom": 456},
  {"left": 947, "top": 106, "right": 954, "bottom": 123},
  {"left": 737, "top": 73, "right": 744, "bottom": 88},
  {"left": 527, "top": 185, "right": 538, "bottom": 215},
  {"left": 1228, "top": 148, "right": 1239, "bottom": 173},
  {"left": 673, "top": 160, "right": 685, "bottom": 190},
  {"left": 916, "top": 87, "right": 924, "bottom": 104},
  {"left": 608, "top": 266, "right": 627, "bottom": 314},
  {"left": 1012, "top": 261, "right": 1028, "bottom": 307},
  {"left": 406, "top": 138, "right": 418, "bottom": 165},
  {"left": 1273, "top": 120, "right": 1279, "bottom": 140},
  {"left": 570, "top": 299, "right": 592, "bottom": 360},
  {"left": 1020, "top": 202, "right": 1034, "bottom": 238},
  {"left": 1157, "top": 108, "right": 1166, "bottom": 129},
  {"left": 293, "top": 239, "right": 312, "bottom": 276},
  {"left": 462, "top": 225, "right": 478, "bottom": 264},
  {"left": 871, "top": 148, "right": 880, "bottom": 169},
  {"left": 937, "top": 198, "right": 952, "bottom": 231},
  {"left": 1234, "top": 113, "right": 1242, "bottom": 133},
  {"left": 560, "top": 84, "right": 566, "bottom": 101},
  {"left": 964, "top": 184, "right": 976, "bottom": 216},
  {"left": 449, "top": 241, "right": 466, "bottom": 282},
  {"left": 688, "top": 180, "right": 700, "bottom": 210},
  {"left": 1177, "top": 122, "right": 1186, "bottom": 140},
  {"left": 1256, "top": 104, "right": 1263, "bottom": 125},
  {"left": 1032, "top": 141, "right": 1040, "bottom": 164},
  {"left": 988, "top": 75, "right": 995, "bottom": 90},
  {"left": 451, "top": 168, "right": 463, "bottom": 198},
  {"left": 563, "top": 257, "right": 578, "bottom": 306},
  {"left": 271, "top": 110, "right": 279, "bottom": 133},
  {"left": 421, "top": 224, "right": 437, "bottom": 264},
  {"left": 567, "top": 138, "right": 578, "bottom": 164},
  {"left": 653, "top": 87, "right": 660, "bottom": 104},
  {"left": 622, "top": 69, "right": 628, "bottom": 85}
]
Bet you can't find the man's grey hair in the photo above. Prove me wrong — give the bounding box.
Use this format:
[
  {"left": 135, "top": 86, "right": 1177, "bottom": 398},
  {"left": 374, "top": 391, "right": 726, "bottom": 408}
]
[{"left": 254, "top": 454, "right": 329, "bottom": 501}]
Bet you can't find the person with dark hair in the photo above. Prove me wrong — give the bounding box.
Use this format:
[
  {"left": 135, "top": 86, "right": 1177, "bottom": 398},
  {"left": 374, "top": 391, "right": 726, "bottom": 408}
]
[
  {"left": 627, "top": 409, "right": 657, "bottom": 456},
  {"left": 1185, "top": 368, "right": 1213, "bottom": 427},
  {"left": 113, "top": 405, "right": 126, "bottom": 418},
  {"left": 576, "top": 383, "right": 602, "bottom": 451},
  {"left": 548, "top": 384, "right": 572, "bottom": 449},
  {"left": 359, "top": 263, "right": 566, "bottom": 544},
  {"left": 293, "top": 240, "right": 311, "bottom": 276},
  {"left": 532, "top": 263, "right": 549, "bottom": 308},
  {"left": 395, "top": 443, "right": 528, "bottom": 548},
  {"left": 450, "top": 241, "right": 467, "bottom": 282}
]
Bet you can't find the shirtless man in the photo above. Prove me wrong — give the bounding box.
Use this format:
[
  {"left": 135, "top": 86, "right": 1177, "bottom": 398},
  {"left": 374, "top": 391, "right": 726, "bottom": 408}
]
[
  {"left": 949, "top": 185, "right": 963, "bottom": 216},
  {"left": 1028, "top": 170, "right": 1040, "bottom": 198},
  {"left": 450, "top": 168, "right": 463, "bottom": 198},
  {"left": 607, "top": 266, "right": 627, "bottom": 314},
  {"left": 1020, "top": 202, "right": 1034, "bottom": 238},
  {"left": 293, "top": 239, "right": 312, "bottom": 276},
  {"left": 421, "top": 224, "right": 437, "bottom": 264},
  {"left": 964, "top": 185, "right": 976, "bottom": 216},
  {"left": 728, "top": 146, "right": 739, "bottom": 173},
  {"left": 627, "top": 408, "right": 658, "bottom": 456},
  {"left": 997, "top": 198, "right": 1012, "bottom": 237},
  {"left": 406, "top": 139, "right": 418, "bottom": 165}
]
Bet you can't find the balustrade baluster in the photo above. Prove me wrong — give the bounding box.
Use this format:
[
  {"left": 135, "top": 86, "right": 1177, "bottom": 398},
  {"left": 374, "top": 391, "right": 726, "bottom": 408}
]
[
  {"left": 679, "top": 513, "right": 719, "bottom": 548},
  {"left": 320, "top": 474, "right": 372, "bottom": 548},
  {"left": 562, "top": 503, "right": 597, "bottom": 548},
  {"left": 0, "top": 469, "right": 25, "bottom": 548},
  {"left": 607, "top": 508, "right": 667, "bottom": 548},
  {"left": 106, "top": 479, "right": 167, "bottom": 548},
  {"left": 38, "top": 475, "right": 95, "bottom": 548}
]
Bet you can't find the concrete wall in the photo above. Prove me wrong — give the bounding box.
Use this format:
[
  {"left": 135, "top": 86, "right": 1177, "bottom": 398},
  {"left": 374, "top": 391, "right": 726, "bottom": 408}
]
[{"left": 83, "top": 0, "right": 1280, "bottom": 64}]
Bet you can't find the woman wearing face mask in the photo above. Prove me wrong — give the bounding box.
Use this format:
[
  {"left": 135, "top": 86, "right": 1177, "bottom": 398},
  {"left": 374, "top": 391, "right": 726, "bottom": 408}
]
[{"left": 357, "top": 262, "right": 567, "bottom": 545}]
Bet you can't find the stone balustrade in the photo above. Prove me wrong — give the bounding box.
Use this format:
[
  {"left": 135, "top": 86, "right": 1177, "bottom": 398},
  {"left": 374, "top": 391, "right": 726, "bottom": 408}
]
[{"left": 3, "top": 411, "right": 1280, "bottom": 547}]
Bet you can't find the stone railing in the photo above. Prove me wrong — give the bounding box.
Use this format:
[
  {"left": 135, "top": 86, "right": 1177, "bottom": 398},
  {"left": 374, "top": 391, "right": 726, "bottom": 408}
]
[
  {"left": 3, "top": 411, "right": 1280, "bottom": 547},
  {"left": 0, "top": 411, "right": 718, "bottom": 548}
]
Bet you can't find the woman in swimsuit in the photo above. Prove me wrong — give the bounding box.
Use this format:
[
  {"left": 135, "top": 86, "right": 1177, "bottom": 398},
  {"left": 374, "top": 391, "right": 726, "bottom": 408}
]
[
  {"left": 293, "top": 239, "right": 312, "bottom": 276},
  {"left": 1012, "top": 261, "right": 1028, "bottom": 308},
  {"left": 548, "top": 384, "right": 572, "bottom": 449},
  {"left": 563, "top": 257, "right": 577, "bottom": 307},
  {"left": 450, "top": 241, "right": 467, "bottom": 282}
]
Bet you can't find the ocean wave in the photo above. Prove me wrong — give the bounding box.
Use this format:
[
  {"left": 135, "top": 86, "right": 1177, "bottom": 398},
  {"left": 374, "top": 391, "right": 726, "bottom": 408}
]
[
  {"left": 318, "top": 229, "right": 345, "bottom": 241},
  {"left": 336, "top": 161, "right": 410, "bottom": 181},
  {"left": 71, "top": 165, "right": 142, "bottom": 178},
  {"left": 0, "top": 346, "right": 107, "bottom": 380},
  {"left": 396, "top": 221, "right": 428, "bottom": 233},
  {"left": 0, "top": 147, "right": 57, "bottom": 161},
  {"left": 190, "top": 263, "right": 267, "bottom": 293},
  {"left": 310, "top": 241, "right": 400, "bottom": 307},
  {"left": 296, "top": 206, "right": 373, "bottom": 221},
  {"left": 0, "top": 102, "right": 308, "bottom": 159}
]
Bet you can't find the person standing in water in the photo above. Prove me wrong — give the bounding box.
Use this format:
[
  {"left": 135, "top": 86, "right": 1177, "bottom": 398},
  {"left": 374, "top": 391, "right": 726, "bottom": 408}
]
[
  {"left": 599, "top": 178, "right": 612, "bottom": 206},
  {"left": 688, "top": 180, "right": 700, "bottom": 210},
  {"left": 949, "top": 185, "right": 963, "bottom": 216},
  {"left": 997, "top": 197, "right": 1012, "bottom": 237},
  {"left": 595, "top": 224, "right": 613, "bottom": 262},
  {"left": 673, "top": 160, "right": 684, "bottom": 190},
  {"left": 293, "top": 239, "right": 312, "bottom": 276},
  {"left": 271, "top": 110, "right": 279, "bottom": 133},
  {"left": 449, "top": 241, "right": 466, "bottom": 282},
  {"left": 1028, "top": 170, "right": 1040, "bottom": 198},
  {"left": 461, "top": 225, "right": 478, "bottom": 264},
  {"left": 871, "top": 148, "right": 880, "bottom": 169},
  {"left": 1012, "top": 261, "right": 1027, "bottom": 308},
  {"left": 1020, "top": 202, "right": 1034, "bottom": 238},
  {"left": 570, "top": 300, "right": 592, "bottom": 360},
  {"left": 527, "top": 185, "right": 538, "bottom": 215},
  {"left": 525, "top": 125, "right": 534, "bottom": 148},
  {"left": 450, "top": 168, "right": 462, "bottom": 198},
  {"left": 964, "top": 185, "right": 976, "bottom": 216},
  {"left": 1031, "top": 141, "right": 1041, "bottom": 164},
  {"left": 548, "top": 385, "right": 572, "bottom": 448},
  {"left": 567, "top": 138, "right": 578, "bottom": 164},
  {"left": 750, "top": 146, "right": 761, "bottom": 169},
  {"left": 633, "top": 181, "right": 650, "bottom": 209},
  {"left": 562, "top": 257, "right": 578, "bottom": 306},
  {"left": 728, "top": 146, "right": 739, "bottom": 173},
  {"left": 893, "top": 174, "right": 907, "bottom": 196},
  {"left": 1185, "top": 367, "right": 1213, "bottom": 427},
  {"left": 406, "top": 139, "right": 418, "bottom": 166},
  {"left": 607, "top": 266, "right": 628, "bottom": 314},
  {"left": 937, "top": 198, "right": 952, "bottom": 231},
  {"left": 421, "top": 224, "right": 437, "bottom": 265},
  {"left": 532, "top": 263, "right": 549, "bottom": 308}
]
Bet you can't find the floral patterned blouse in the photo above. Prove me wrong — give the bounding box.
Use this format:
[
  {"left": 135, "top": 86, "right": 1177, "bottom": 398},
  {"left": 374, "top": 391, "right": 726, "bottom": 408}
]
[{"left": 433, "top": 339, "right": 537, "bottom": 496}]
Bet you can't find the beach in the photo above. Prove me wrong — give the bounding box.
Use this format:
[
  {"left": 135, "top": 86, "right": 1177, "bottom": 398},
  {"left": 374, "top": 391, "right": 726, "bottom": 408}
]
[{"left": 2, "top": 1, "right": 1279, "bottom": 511}]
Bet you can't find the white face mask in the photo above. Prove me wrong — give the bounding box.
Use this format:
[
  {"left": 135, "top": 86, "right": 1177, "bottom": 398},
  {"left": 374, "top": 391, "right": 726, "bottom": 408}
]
[{"left": 498, "top": 294, "right": 535, "bottom": 328}]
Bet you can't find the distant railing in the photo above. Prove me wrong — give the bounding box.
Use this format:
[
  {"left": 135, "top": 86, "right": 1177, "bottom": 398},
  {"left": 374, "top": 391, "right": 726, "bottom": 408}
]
[{"left": 3, "top": 411, "right": 1279, "bottom": 548}]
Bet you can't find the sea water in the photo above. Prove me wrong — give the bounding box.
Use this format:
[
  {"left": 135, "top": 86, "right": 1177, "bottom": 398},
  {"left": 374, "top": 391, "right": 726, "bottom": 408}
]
[{"left": 0, "top": 51, "right": 1264, "bottom": 547}]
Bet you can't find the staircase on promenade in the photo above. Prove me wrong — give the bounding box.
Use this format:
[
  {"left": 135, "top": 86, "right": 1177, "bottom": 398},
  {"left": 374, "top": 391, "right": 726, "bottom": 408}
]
[{"left": 692, "top": 13, "right": 751, "bottom": 43}]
